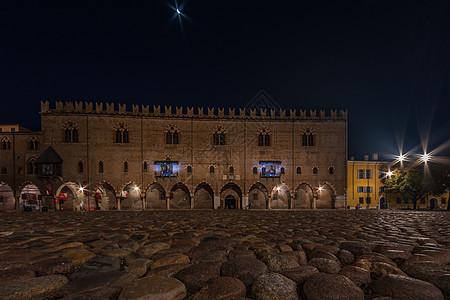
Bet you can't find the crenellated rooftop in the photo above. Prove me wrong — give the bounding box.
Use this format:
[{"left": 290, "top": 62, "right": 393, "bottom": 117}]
[{"left": 40, "top": 101, "right": 347, "bottom": 120}]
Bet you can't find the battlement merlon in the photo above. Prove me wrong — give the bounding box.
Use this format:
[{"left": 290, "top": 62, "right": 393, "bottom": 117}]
[{"left": 40, "top": 101, "right": 348, "bottom": 120}]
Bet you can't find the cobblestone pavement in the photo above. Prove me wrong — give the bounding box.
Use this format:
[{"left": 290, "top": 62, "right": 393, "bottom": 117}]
[{"left": 0, "top": 210, "right": 449, "bottom": 299}]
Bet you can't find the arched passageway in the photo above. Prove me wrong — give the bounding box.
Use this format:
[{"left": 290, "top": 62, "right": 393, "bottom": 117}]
[
  {"left": 248, "top": 182, "right": 269, "bottom": 209},
  {"left": 430, "top": 197, "right": 438, "bottom": 210},
  {"left": 170, "top": 182, "right": 190, "bottom": 209},
  {"left": 94, "top": 182, "right": 117, "bottom": 210},
  {"left": 145, "top": 183, "right": 166, "bottom": 209},
  {"left": 220, "top": 182, "right": 242, "bottom": 209},
  {"left": 194, "top": 182, "right": 214, "bottom": 209},
  {"left": 271, "top": 183, "right": 291, "bottom": 209},
  {"left": 0, "top": 182, "right": 15, "bottom": 210},
  {"left": 120, "top": 183, "right": 142, "bottom": 210},
  {"left": 19, "top": 183, "right": 41, "bottom": 210},
  {"left": 56, "top": 182, "right": 84, "bottom": 211},
  {"left": 379, "top": 196, "right": 388, "bottom": 209},
  {"left": 316, "top": 183, "right": 336, "bottom": 209},
  {"left": 294, "top": 183, "right": 314, "bottom": 209}
]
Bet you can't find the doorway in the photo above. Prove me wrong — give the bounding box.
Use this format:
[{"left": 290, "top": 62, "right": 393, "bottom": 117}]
[{"left": 224, "top": 195, "right": 236, "bottom": 209}]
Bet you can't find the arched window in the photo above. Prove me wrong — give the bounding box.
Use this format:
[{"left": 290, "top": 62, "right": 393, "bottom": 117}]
[
  {"left": 296, "top": 167, "right": 302, "bottom": 175},
  {"left": 187, "top": 166, "right": 192, "bottom": 175},
  {"left": 115, "top": 124, "right": 129, "bottom": 143},
  {"left": 64, "top": 123, "right": 78, "bottom": 143},
  {"left": 313, "top": 167, "right": 318, "bottom": 174},
  {"left": 329, "top": 167, "right": 334, "bottom": 174},
  {"left": 253, "top": 167, "right": 258, "bottom": 174},
  {"left": 281, "top": 167, "right": 285, "bottom": 175},
  {"left": 1, "top": 167, "right": 6, "bottom": 174},
  {"left": 77, "top": 161, "right": 83, "bottom": 173},
  {"left": 27, "top": 159, "right": 35, "bottom": 174},
  {"left": 29, "top": 137, "right": 38, "bottom": 150},
  {"left": 213, "top": 126, "right": 226, "bottom": 145},
  {"left": 258, "top": 127, "right": 271, "bottom": 146},
  {"left": 209, "top": 166, "right": 215, "bottom": 174},
  {"left": 165, "top": 125, "right": 179, "bottom": 144},
  {"left": 98, "top": 161, "right": 104, "bottom": 173},
  {"left": 124, "top": 161, "right": 128, "bottom": 173},
  {"left": 143, "top": 161, "right": 148, "bottom": 173},
  {"left": 1, "top": 137, "right": 11, "bottom": 150},
  {"left": 301, "top": 128, "right": 315, "bottom": 147},
  {"left": 229, "top": 166, "right": 234, "bottom": 175}
]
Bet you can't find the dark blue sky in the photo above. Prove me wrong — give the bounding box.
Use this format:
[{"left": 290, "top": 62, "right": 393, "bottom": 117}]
[{"left": 1, "top": 0, "right": 449, "bottom": 159}]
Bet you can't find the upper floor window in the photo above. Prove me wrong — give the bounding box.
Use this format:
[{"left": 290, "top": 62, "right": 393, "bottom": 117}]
[
  {"left": 28, "top": 137, "right": 38, "bottom": 150},
  {"left": 27, "top": 158, "right": 35, "bottom": 175},
  {"left": 213, "top": 126, "right": 226, "bottom": 145},
  {"left": 258, "top": 127, "right": 271, "bottom": 146},
  {"left": 98, "top": 161, "right": 104, "bottom": 173},
  {"left": 115, "top": 124, "right": 129, "bottom": 143},
  {"left": 77, "top": 161, "right": 83, "bottom": 173},
  {"left": 143, "top": 161, "right": 148, "bottom": 173},
  {"left": 124, "top": 160, "right": 129, "bottom": 173},
  {"left": 1, "top": 137, "right": 11, "bottom": 150},
  {"left": 281, "top": 167, "right": 285, "bottom": 175},
  {"left": 165, "top": 125, "right": 179, "bottom": 144},
  {"left": 187, "top": 165, "right": 192, "bottom": 175},
  {"left": 329, "top": 167, "right": 335, "bottom": 174},
  {"left": 209, "top": 166, "right": 215, "bottom": 174},
  {"left": 64, "top": 123, "right": 78, "bottom": 143},
  {"left": 313, "top": 167, "right": 318, "bottom": 174},
  {"left": 229, "top": 166, "right": 234, "bottom": 175},
  {"left": 296, "top": 167, "right": 302, "bottom": 175},
  {"left": 253, "top": 167, "right": 258, "bottom": 174},
  {"left": 357, "top": 169, "right": 373, "bottom": 179},
  {"left": 301, "top": 128, "right": 315, "bottom": 147}
]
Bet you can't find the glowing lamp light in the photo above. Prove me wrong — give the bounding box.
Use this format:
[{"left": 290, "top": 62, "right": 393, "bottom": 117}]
[
  {"left": 387, "top": 171, "right": 393, "bottom": 177},
  {"left": 318, "top": 186, "right": 323, "bottom": 192},
  {"left": 398, "top": 154, "right": 405, "bottom": 162},
  {"left": 176, "top": 8, "right": 181, "bottom": 14},
  {"left": 134, "top": 186, "right": 140, "bottom": 192},
  {"left": 421, "top": 153, "right": 430, "bottom": 163},
  {"left": 79, "top": 187, "right": 84, "bottom": 192}
]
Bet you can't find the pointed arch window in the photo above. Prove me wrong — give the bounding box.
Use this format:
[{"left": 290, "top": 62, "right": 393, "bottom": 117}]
[
  {"left": 115, "top": 124, "right": 129, "bottom": 143},
  {"left": 301, "top": 128, "right": 315, "bottom": 147},
  {"left": 253, "top": 167, "right": 258, "bottom": 174},
  {"left": 143, "top": 161, "right": 148, "bottom": 173},
  {"left": 209, "top": 166, "right": 215, "bottom": 174},
  {"left": 258, "top": 127, "right": 271, "bottom": 146},
  {"left": 64, "top": 123, "right": 78, "bottom": 143},
  {"left": 187, "top": 166, "right": 192, "bottom": 175},
  {"left": 213, "top": 126, "right": 226, "bottom": 145},
  {"left": 313, "top": 167, "right": 318, "bottom": 175},
  {"left": 329, "top": 167, "right": 335, "bottom": 174},
  {"left": 296, "top": 167, "right": 302, "bottom": 175},
  {"left": 77, "top": 161, "right": 84, "bottom": 173},
  {"left": 165, "top": 126, "right": 180, "bottom": 144},
  {"left": 124, "top": 161, "right": 129, "bottom": 173},
  {"left": 281, "top": 167, "right": 285, "bottom": 175},
  {"left": 28, "top": 137, "right": 38, "bottom": 150},
  {"left": 229, "top": 166, "right": 234, "bottom": 175},
  {"left": 98, "top": 161, "right": 104, "bottom": 173},
  {"left": 1, "top": 137, "right": 11, "bottom": 150},
  {"left": 27, "top": 158, "right": 36, "bottom": 174}
]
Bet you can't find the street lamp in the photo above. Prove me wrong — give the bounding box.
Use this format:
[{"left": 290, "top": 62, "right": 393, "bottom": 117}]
[{"left": 421, "top": 153, "right": 430, "bottom": 163}]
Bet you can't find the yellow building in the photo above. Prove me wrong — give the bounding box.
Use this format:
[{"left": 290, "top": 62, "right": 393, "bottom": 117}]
[{"left": 347, "top": 156, "right": 448, "bottom": 210}]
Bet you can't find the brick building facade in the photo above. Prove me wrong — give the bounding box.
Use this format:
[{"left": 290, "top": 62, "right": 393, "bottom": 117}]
[{"left": 0, "top": 100, "right": 348, "bottom": 211}]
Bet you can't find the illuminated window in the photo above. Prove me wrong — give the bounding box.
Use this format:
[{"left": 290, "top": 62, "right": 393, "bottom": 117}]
[
  {"left": 357, "top": 169, "right": 373, "bottom": 179},
  {"left": 258, "top": 127, "right": 271, "bottom": 146},
  {"left": 64, "top": 123, "right": 78, "bottom": 143},
  {"left": 301, "top": 128, "right": 315, "bottom": 147},
  {"left": 1, "top": 137, "right": 11, "bottom": 150},
  {"left": 165, "top": 126, "right": 179, "bottom": 144},
  {"left": 213, "top": 126, "right": 226, "bottom": 145},
  {"left": 98, "top": 161, "right": 104, "bottom": 173},
  {"left": 77, "top": 161, "right": 83, "bottom": 173}
]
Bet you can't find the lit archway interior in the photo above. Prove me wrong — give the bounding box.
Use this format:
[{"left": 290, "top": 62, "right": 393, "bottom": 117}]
[
  {"left": 271, "top": 183, "right": 291, "bottom": 209},
  {"left": 294, "top": 183, "right": 314, "bottom": 209},
  {"left": 248, "top": 182, "right": 269, "bottom": 209},
  {"left": 145, "top": 183, "right": 166, "bottom": 209},
  {"left": 194, "top": 182, "right": 214, "bottom": 209}
]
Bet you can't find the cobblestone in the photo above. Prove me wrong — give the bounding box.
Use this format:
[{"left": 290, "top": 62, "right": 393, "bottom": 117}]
[{"left": 0, "top": 210, "right": 448, "bottom": 299}]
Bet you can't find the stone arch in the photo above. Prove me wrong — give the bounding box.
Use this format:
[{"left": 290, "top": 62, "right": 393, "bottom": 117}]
[
  {"left": 0, "top": 182, "right": 15, "bottom": 210},
  {"left": 93, "top": 181, "right": 117, "bottom": 210},
  {"left": 248, "top": 182, "right": 269, "bottom": 209},
  {"left": 271, "top": 183, "right": 291, "bottom": 209},
  {"left": 19, "top": 182, "right": 42, "bottom": 210},
  {"left": 379, "top": 196, "right": 388, "bottom": 209},
  {"left": 120, "top": 182, "right": 142, "bottom": 210},
  {"left": 317, "top": 183, "right": 336, "bottom": 209},
  {"left": 56, "top": 182, "right": 84, "bottom": 211},
  {"left": 220, "top": 182, "right": 242, "bottom": 209},
  {"left": 170, "top": 182, "right": 191, "bottom": 209},
  {"left": 294, "top": 182, "right": 314, "bottom": 209},
  {"left": 429, "top": 197, "right": 439, "bottom": 210},
  {"left": 194, "top": 182, "right": 214, "bottom": 209},
  {"left": 145, "top": 182, "right": 166, "bottom": 209}
]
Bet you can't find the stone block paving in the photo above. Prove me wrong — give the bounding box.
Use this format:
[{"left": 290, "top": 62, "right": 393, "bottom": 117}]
[{"left": 0, "top": 210, "right": 449, "bottom": 299}]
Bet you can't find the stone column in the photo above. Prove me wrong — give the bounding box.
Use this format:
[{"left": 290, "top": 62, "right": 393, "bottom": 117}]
[
  {"left": 242, "top": 196, "right": 249, "bottom": 209},
  {"left": 214, "top": 196, "right": 221, "bottom": 209},
  {"left": 190, "top": 194, "right": 194, "bottom": 210}
]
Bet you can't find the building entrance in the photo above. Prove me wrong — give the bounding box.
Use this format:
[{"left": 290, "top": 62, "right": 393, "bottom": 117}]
[{"left": 225, "top": 195, "right": 236, "bottom": 209}]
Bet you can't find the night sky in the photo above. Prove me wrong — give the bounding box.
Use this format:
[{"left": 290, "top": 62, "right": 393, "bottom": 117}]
[{"left": 1, "top": 0, "right": 449, "bottom": 159}]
